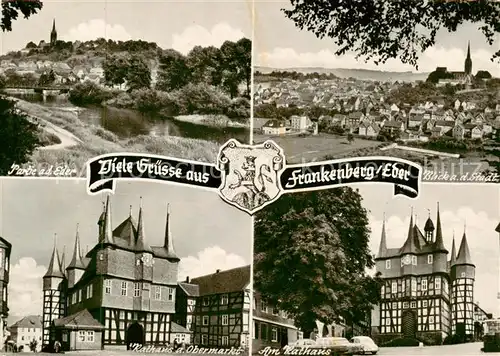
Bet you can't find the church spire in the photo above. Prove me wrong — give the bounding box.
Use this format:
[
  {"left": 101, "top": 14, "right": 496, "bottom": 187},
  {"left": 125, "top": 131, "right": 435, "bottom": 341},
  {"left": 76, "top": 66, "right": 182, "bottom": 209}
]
[
  {"left": 50, "top": 18, "right": 57, "bottom": 46},
  {"left": 164, "top": 203, "right": 177, "bottom": 256},
  {"left": 135, "top": 197, "right": 151, "bottom": 252},
  {"left": 44, "top": 234, "right": 64, "bottom": 279},
  {"left": 68, "top": 224, "right": 85, "bottom": 269},
  {"left": 464, "top": 40, "right": 472, "bottom": 75},
  {"left": 376, "top": 213, "right": 388, "bottom": 258}
]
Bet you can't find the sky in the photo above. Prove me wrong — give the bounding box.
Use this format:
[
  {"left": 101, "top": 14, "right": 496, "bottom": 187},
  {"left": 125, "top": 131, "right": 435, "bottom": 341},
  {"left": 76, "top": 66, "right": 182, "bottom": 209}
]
[
  {"left": 255, "top": 1, "right": 500, "bottom": 76},
  {"left": 0, "top": 178, "right": 252, "bottom": 323},
  {"left": 355, "top": 183, "right": 500, "bottom": 318},
  {"left": 1, "top": 0, "right": 252, "bottom": 55}
]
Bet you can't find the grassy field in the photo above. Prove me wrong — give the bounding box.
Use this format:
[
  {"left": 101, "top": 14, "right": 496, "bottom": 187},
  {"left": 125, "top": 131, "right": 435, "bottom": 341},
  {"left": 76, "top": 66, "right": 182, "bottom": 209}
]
[
  {"left": 16, "top": 99, "right": 219, "bottom": 175},
  {"left": 253, "top": 133, "right": 383, "bottom": 163}
]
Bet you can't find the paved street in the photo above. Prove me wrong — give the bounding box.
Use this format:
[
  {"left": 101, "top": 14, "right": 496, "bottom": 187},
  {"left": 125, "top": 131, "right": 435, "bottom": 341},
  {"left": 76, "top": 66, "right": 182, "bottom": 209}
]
[{"left": 378, "top": 342, "right": 496, "bottom": 355}]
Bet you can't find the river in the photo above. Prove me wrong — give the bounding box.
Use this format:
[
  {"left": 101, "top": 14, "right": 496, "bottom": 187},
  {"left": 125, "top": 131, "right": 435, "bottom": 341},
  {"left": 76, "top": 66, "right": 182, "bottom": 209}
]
[{"left": 8, "top": 93, "right": 249, "bottom": 144}]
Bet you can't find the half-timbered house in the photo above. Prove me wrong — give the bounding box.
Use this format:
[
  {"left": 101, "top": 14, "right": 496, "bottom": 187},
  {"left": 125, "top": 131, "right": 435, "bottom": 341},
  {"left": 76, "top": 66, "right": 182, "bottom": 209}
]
[
  {"left": 175, "top": 266, "right": 251, "bottom": 349},
  {"left": 0, "top": 237, "right": 12, "bottom": 351},
  {"left": 373, "top": 203, "right": 477, "bottom": 345},
  {"left": 42, "top": 196, "right": 180, "bottom": 350}
]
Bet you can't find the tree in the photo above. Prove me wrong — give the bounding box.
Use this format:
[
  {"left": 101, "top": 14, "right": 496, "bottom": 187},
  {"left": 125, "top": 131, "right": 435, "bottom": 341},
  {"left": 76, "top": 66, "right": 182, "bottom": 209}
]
[
  {"left": 25, "top": 41, "right": 37, "bottom": 49},
  {"left": 219, "top": 39, "right": 252, "bottom": 98},
  {"left": 347, "top": 132, "right": 354, "bottom": 143},
  {"left": 282, "top": 0, "right": 500, "bottom": 69},
  {"left": 476, "top": 70, "right": 492, "bottom": 79},
  {"left": 186, "top": 45, "right": 223, "bottom": 86},
  {"left": 156, "top": 49, "right": 192, "bottom": 91},
  {"left": 0, "top": 97, "right": 41, "bottom": 174},
  {"left": 1, "top": 0, "right": 43, "bottom": 32},
  {"left": 254, "top": 188, "right": 381, "bottom": 335},
  {"left": 29, "top": 339, "right": 38, "bottom": 352},
  {"left": 103, "top": 54, "right": 151, "bottom": 91},
  {"left": 126, "top": 55, "right": 151, "bottom": 91}
]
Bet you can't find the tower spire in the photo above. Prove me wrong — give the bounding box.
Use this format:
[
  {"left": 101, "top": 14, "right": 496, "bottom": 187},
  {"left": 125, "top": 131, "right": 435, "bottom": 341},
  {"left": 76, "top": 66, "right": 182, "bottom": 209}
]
[
  {"left": 68, "top": 223, "right": 85, "bottom": 269},
  {"left": 464, "top": 40, "right": 472, "bottom": 75},
  {"left": 450, "top": 231, "right": 457, "bottom": 265},
  {"left": 164, "top": 203, "right": 177, "bottom": 256},
  {"left": 456, "top": 228, "right": 474, "bottom": 266},
  {"left": 44, "top": 234, "right": 64, "bottom": 278},
  {"left": 434, "top": 202, "right": 447, "bottom": 252},
  {"left": 135, "top": 197, "right": 151, "bottom": 252},
  {"left": 376, "top": 214, "right": 388, "bottom": 258},
  {"left": 401, "top": 208, "right": 418, "bottom": 254},
  {"left": 101, "top": 195, "right": 113, "bottom": 244}
]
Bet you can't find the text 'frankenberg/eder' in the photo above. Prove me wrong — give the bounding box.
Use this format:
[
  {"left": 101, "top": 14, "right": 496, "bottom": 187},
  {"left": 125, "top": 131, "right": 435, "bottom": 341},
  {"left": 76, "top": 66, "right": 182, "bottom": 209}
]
[{"left": 284, "top": 162, "right": 412, "bottom": 189}]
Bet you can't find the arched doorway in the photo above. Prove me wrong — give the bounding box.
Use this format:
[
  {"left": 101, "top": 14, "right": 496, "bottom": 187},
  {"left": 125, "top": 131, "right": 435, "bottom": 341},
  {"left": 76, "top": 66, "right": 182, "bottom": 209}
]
[
  {"left": 402, "top": 310, "right": 417, "bottom": 338},
  {"left": 126, "top": 322, "right": 145, "bottom": 350}
]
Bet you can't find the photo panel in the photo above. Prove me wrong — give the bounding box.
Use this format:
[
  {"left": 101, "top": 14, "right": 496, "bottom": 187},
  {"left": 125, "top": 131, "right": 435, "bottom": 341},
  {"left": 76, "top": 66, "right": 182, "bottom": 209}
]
[
  {"left": 253, "top": 1, "right": 500, "bottom": 184},
  {"left": 1, "top": 0, "right": 252, "bottom": 178},
  {"left": 0, "top": 178, "right": 252, "bottom": 352},
  {"left": 252, "top": 182, "right": 500, "bottom": 354}
]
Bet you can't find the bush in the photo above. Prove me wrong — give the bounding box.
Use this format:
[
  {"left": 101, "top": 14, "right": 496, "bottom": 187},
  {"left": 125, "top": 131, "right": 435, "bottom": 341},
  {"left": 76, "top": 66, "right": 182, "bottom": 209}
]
[
  {"left": 382, "top": 337, "right": 420, "bottom": 347},
  {"left": 226, "top": 97, "right": 250, "bottom": 120},
  {"left": 172, "top": 83, "right": 232, "bottom": 116},
  {"left": 69, "top": 81, "right": 113, "bottom": 106}
]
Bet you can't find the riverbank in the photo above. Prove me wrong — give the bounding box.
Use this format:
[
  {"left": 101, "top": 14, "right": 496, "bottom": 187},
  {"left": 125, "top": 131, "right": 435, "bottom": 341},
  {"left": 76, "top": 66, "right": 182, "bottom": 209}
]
[
  {"left": 14, "top": 98, "right": 220, "bottom": 173},
  {"left": 173, "top": 114, "right": 249, "bottom": 128}
]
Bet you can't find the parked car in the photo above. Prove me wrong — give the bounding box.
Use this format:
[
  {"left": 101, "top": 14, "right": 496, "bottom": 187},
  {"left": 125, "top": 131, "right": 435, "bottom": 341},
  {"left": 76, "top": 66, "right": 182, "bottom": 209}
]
[
  {"left": 350, "top": 336, "right": 379, "bottom": 355},
  {"left": 289, "top": 338, "right": 317, "bottom": 347},
  {"left": 312, "top": 337, "right": 363, "bottom": 355}
]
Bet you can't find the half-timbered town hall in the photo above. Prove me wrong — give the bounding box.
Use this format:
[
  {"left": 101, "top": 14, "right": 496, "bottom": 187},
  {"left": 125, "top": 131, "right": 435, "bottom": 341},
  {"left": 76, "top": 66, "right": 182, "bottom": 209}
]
[
  {"left": 42, "top": 196, "right": 180, "bottom": 350},
  {"left": 373, "top": 204, "right": 476, "bottom": 345}
]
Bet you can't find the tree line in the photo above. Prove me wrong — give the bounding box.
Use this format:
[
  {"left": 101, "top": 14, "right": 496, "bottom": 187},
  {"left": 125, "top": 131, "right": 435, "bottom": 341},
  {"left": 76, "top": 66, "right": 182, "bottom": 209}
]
[{"left": 256, "top": 70, "right": 338, "bottom": 81}]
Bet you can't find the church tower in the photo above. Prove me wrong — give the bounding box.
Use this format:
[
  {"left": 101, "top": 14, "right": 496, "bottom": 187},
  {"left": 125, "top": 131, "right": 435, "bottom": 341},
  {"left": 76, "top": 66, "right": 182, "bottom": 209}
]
[
  {"left": 451, "top": 228, "right": 475, "bottom": 342},
  {"left": 464, "top": 41, "right": 472, "bottom": 75},
  {"left": 50, "top": 19, "right": 57, "bottom": 46},
  {"left": 42, "top": 234, "right": 66, "bottom": 348}
]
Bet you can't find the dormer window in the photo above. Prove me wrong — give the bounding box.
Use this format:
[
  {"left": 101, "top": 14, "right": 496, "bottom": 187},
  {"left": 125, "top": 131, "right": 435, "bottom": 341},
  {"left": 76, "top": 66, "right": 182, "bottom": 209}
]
[
  {"left": 427, "top": 255, "right": 433, "bottom": 264},
  {"left": 385, "top": 260, "right": 391, "bottom": 269},
  {"left": 412, "top": 256, "right": 417, "bottom": 265}
]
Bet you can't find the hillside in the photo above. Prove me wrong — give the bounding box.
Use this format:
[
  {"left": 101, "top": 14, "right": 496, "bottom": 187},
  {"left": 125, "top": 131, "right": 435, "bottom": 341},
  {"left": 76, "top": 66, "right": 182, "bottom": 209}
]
[{"left": 255, "top": 66, "right": 429, "bottom": 83}]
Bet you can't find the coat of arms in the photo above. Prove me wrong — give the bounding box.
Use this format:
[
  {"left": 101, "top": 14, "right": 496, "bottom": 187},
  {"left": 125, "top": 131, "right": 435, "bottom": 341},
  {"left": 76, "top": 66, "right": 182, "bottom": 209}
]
[{"left": 217, "top": 139, "right": 285, "bottom": 214}]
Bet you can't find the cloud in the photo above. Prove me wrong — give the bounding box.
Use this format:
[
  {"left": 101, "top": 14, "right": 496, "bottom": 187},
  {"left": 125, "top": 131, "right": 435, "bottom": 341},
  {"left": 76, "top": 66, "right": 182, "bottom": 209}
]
[
  {"left": 172, "top": 23, "right": 245, "bottom": 55},
  {"left": 369, "top": 207, "right": 499, "bottom": 316},
  {"left": 178, "top": 246, "right": 247, "bottom": 281},
  {"left": 257, "top": 46, "right": 500, "bottom": 77},
  {"left": 9, "top": 258, "right": 46, "bottom": 322},
  {"left": 62, "top": 19, "right": 132, "bottom": 42}
]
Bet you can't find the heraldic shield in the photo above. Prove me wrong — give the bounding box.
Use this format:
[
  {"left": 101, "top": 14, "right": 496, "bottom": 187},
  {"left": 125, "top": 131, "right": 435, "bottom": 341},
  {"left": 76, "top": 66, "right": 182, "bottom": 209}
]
[{"left": 217, "top": 139, "right": 285, "bottom": 214}]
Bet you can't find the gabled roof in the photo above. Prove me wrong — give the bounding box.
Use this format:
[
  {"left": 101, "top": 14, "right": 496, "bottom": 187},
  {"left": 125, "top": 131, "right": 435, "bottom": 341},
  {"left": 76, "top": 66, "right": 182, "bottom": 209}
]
[
  {"left": 178, "top": 282, "right": 200, "bottom": 297},
  {"left": 171, "top": 322, "right": 191, "bottom": 334},
  {"left": 190, "top": 265, "right": 250, "bottom": 295},
  {"left": 53, "top": 309, "right": 104, "bottom": 330},
  {"left": 9, "top": 315, "right": 42, "bottom": 329}
]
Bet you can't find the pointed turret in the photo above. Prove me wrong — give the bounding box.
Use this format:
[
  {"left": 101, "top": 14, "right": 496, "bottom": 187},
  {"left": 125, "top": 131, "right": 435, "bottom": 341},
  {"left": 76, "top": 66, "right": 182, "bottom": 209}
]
[
  {"left": 456, "top": 230, "right": 474, "bottom": 266},
  {"left": 164, "top": 203, "right": 177, "bottom": 256},
  {"left": 44, "top": 234, "right": 64, "bottom": 279},
  {"left": 376, "top": 215, "right": 388, "bottom": 258},
  {"left": 450, "top": 233, "right": 457, "bottom": 265},
  {"left": 434, "top": 202, "right": 447, "bottom": 252},
  {"left": 50, "top": 19, "right": 57, "bottom": 46},
  {"left": 135, "top": 198, "right": 152, "bottom": 252},
  {"left": 424, "top": 209, "right": 435, "bottom": 243},
  {"left": 68, "top": 224, "right": 85, "bottom": 269},
  {"left": 401, "top": 210, "right": 418, "bottom": 254},
  {"left": 100, "top": 196, "right": 113, "bottom": 244},
  {"left": 59, "top": 245, "right": 66, "bottom": 272}
]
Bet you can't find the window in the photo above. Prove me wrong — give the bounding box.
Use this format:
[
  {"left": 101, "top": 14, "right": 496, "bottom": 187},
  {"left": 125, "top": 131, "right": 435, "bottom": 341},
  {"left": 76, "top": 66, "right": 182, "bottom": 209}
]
[
  {"left": 86, "top": 331, "right": 94, "bottom": 342},
  {"left": 412, "top": 256, "right": 417, "bottom": 265},
  {"left": 411, "top": 279, "right": 417, "bottom": 292},
  {"left": 79, "top": 331, "right": 85, "bottom": 342},
  {"left": 71, "top": 293, "right": 76, "bottom": 304},
  {"left": 134, "top": 283, "right": 141, "bottom": 297},
  {"left": 423, "top": 300, "right": 428, "bottom": 308},
  {"left": 272, "top": 307, "right": 279, "bottom": 315},
  {"left": 203, "top": 297, "right": 209, "bottom": 306},
  {"left": 271, "top": 328, "right": 278, "bottom": 342},
  {"left": 410, "top": 301, "right": 416, "bottom": 308},
  {"left": 261, "top": 300, "right": 268, "bottom": 313},
  {"left": 422, "top": 280, "right": 428, "bottom": 291},
  {"left": 253, "top": 298, "right": 256, "bottom": 310},
  {"left": 78, "top": 289, "right": 82, "bottom": 302},
  {"left": 403, "top": 302, "right": 409, "bottom": 308},
  {"left": 202, "top": 335, "right": 208, "bottom": 345},
  {"left": 435, "top": 277, "right": 441, "bottom": 290},
  {"left": 429, "top": 316, "right": 435, "bottom": 323},
  {"left": 203, "top": 316, "right": 209, "bottom": 326},
  {"left": 87, "top": 284, "right": 93, "bottom": 299},
  {"left": 221, "top": 294, "right": 229, "bottom": 305},
  {"left": 5, "top": 256, "right": 8, "bottom": 271},
  {"left": 461, "top": 272, "right": 466, "bottom": 278},
  {"left": 105, "top": 280, "right": 112, "bottom": 294},
  {"left": 222, "top": 315, "right": 229, "bottom": 325},
  {"left": 222, "top": 336, "right": 229, "bottom": 346},
  {"left": 392, "top": 302, "right": 397, "bottom": 309},
  {"left": 154, "top": 286, "right": 161, "bottom": 300},
  {"left": 385, "top": 260, "right": 391, "bottom": 269},
  {"left": 2, "top": 287, "right": 6, "bottom": 302},
  {"left": 427, "top": 255, "right": 433, "bottom": 264},
  {"left": 168, "top": 288, "right": 174, "bottom": 301},
  {"left": 391, "top": 282, "right": 397, "bottom": 294},
  {"left": 121, "top": 281, "right": 127, "bottom": 296}
]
